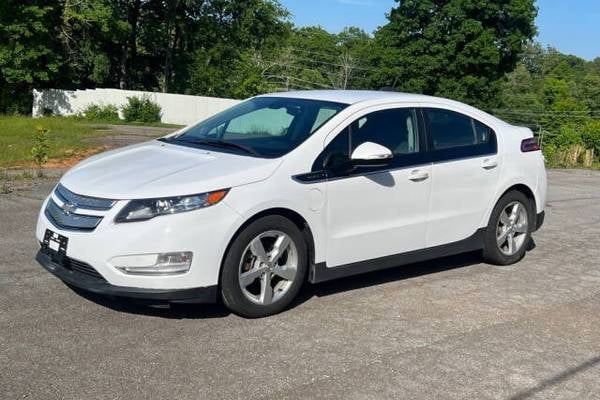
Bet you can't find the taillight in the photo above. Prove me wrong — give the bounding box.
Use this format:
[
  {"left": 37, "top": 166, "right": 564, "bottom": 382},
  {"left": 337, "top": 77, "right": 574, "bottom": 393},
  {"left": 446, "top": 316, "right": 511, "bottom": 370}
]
[{"left": 521, "top": 138, "right": 540, "bottom": 152}]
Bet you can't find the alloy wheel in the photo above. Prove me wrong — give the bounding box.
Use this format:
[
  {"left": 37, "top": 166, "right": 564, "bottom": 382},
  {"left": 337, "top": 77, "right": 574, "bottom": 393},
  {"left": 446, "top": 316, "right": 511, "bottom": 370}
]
[
  {"left": 496, "top": 201, "right": 529, "bottom": 256},
  {"left": 238, "top": 230, "right": 298, "bottom": 305}
]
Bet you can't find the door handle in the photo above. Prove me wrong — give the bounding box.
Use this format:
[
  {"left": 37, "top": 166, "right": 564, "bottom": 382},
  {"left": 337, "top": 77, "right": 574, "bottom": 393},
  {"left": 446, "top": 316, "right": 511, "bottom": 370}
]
[
  {"left": 481, "top": 158, "right": 498, "bottom": 170},
  {"left": 409, "top": 169, "right": 430, "bottom": 182}
]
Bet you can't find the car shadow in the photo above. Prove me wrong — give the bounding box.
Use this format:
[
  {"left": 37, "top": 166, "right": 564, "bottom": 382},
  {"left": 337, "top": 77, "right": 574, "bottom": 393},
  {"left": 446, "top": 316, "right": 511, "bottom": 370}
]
[
  {"left": 66, "top": 284, "right": 232, "bottom": 319},
  {"left": 293, "top": 250, "right": 485, "bottom": 306},
  {"left": 66, "top": 239, "right": 536, "bottom": 319}
]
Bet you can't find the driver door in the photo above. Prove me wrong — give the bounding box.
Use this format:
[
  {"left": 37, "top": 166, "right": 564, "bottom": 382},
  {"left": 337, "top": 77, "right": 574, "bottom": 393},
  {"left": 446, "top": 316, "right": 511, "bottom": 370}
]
[{"left": 319, "top": 107, "right": 432, "bottom": 267}]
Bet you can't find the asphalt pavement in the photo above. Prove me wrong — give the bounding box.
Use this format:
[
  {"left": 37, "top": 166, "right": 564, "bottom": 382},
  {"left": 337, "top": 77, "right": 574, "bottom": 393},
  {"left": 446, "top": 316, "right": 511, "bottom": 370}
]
[{"left": 1, "top": 168, "right": 600, "bottom": 399}]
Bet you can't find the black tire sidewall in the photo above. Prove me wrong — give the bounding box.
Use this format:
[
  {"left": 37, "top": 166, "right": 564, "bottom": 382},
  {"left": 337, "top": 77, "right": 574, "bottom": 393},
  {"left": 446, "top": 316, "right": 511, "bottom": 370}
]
[
  {"left": 483, "top": 191, "right": 534, "bottom": 265},
  {"left": 220, "top": 215, "right": 308, "bottom": 318}
]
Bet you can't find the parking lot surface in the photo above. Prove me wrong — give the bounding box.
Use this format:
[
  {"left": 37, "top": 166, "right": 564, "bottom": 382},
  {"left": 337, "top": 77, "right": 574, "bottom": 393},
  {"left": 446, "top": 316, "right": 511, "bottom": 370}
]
[{"left": 1, "top": 169, "right": 600, "bottom": 399}]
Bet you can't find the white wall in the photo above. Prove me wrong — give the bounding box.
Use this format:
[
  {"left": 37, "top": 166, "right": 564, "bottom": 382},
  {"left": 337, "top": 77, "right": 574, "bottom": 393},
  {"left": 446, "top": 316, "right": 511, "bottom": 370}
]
[{"left": 32, "top": 88, "right": 241, "bottom": 126}]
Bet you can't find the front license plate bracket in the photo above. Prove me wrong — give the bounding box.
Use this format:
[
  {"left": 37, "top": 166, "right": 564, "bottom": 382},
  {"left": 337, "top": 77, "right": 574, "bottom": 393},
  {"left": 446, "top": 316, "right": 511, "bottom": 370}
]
[{"left": 43, "top": 229, "right": 69, "bottom": 262}]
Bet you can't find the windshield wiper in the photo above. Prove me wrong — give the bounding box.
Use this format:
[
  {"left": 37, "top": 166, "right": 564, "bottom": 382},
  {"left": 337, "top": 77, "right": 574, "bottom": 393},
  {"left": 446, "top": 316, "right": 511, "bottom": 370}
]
[{"left": 166, "top": 137, "right": 260, "bottom": 156}]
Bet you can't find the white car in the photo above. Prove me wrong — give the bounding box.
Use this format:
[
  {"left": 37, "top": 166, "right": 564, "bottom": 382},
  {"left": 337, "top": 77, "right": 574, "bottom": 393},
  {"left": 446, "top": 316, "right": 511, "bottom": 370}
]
[{"left": 36, "top": 90, "right": 546, "bottom": 317}]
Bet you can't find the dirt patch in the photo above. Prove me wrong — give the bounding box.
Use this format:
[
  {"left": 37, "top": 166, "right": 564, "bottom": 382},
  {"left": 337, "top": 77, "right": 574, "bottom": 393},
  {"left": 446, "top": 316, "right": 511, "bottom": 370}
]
[
  {"left": 43, "top": 146, "right": 110, "bottom": 168},
  {"left": 4, "top": 146, "right": 110, "bottom": 171}
]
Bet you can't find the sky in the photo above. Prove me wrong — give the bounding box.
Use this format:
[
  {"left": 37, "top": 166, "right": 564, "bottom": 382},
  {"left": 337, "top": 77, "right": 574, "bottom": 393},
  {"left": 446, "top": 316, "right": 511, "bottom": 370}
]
[{"left": 280, "top": 0, "right": 600, "bottom": 60}]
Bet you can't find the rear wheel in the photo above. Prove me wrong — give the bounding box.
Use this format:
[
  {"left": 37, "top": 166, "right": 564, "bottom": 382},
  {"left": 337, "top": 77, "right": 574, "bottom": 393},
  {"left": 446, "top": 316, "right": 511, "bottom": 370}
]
[
  {"left": 220, "top": 215, "right": 307, "bottom": 318},
  {"left": 482, "top": 191, "right": 533, "bottom": 265}
]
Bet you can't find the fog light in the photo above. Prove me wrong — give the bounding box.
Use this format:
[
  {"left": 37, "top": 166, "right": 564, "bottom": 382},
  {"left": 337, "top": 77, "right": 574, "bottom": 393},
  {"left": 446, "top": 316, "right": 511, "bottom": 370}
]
[{"left": 112, "top": 252, "right": 192, "bottom": 275}]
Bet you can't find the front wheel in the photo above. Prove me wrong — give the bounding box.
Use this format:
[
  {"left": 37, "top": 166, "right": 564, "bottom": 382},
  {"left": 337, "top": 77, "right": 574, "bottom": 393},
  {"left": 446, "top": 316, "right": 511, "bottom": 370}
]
[
  {"left": 482, "top": 191, "right": 533, "bottom": 265},
  {"left": 220, "top": 215, "right": 308, "bottom": 318}
]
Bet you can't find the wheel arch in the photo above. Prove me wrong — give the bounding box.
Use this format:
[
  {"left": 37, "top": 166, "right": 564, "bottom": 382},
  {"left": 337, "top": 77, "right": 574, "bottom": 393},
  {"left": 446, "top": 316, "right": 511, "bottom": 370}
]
[
  {"left": 500, "top": 184, "right": 537, "bottom": 214},
  {"left": 217, "top": 207, "right": 316, "bottom": 287},
  {"left": 482, "top": 182, "right": 538, "bottom": 229}
]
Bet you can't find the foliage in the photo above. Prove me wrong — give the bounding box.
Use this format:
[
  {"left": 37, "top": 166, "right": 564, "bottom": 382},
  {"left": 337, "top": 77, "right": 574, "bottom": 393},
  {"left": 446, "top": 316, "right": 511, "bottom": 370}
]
[
  {"left": 122, "top": 96, "right": 162, "bottom": 123},
  {"left": 581, "top": 120, "right": 600, "bottom": 156},
  {"left": 497, "top": 43, "right": 600, "bottom": 166},
  {"left": 0, "top": 1, "right": 64, "bottom": 113},
  {"left": 1, "top": 0, "right": 599, "bottom": 170},
  {"left": 82, "top": 103, "right": 120, "bottom": 122},
  {"left": 31, "top": 126, "right": 50, "bottom": 170},
  {"left": 372, "top": 0, "right": 537, "bottom": 107}
]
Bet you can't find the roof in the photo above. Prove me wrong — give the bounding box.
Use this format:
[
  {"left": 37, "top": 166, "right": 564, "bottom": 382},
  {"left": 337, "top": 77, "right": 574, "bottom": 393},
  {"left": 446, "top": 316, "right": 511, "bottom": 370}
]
[
  {"left": 259, "top": 90, "right": 435, "bottom": 105},
  {"left": 259, "top": 90, "right": 511, "bottom": 127}
]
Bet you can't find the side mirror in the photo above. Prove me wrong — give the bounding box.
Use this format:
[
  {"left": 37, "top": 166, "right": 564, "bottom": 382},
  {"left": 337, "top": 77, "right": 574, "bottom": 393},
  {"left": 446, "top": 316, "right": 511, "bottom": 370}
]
[{"left": 350, "top": 142, "right": 393, "bottom": 167}]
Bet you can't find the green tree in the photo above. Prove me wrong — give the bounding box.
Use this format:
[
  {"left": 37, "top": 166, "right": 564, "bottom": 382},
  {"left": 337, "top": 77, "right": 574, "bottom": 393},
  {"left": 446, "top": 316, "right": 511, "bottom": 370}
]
[
  {"left": 374, "top": 0, "right": 537, "bottom": 107},
  {"left": 187, "top": 0, "right": 291, "bottom": 98},
  {"left": 0, "top": 1, "right": 64, "bottom": 113}
]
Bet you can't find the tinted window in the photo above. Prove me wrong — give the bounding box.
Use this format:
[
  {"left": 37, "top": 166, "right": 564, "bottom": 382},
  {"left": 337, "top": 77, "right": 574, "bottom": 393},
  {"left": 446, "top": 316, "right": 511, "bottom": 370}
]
[
  {"left": 165, "top": 97, "right": 347, "bottom": 158},
  {"left": 424, "top": 108, "right": 497, "bottom": 161},
  {"left": 312, "top": 108, "right": 422, "bottom": 172},
  {"left": 353, "top": 108, "right": 420, "bottom": 155},
  {"left": 426, "top": 109, "right": 476, "bottom": 150},
  {"left": 473, "top": 119, "right": 493, "bottom": 144},
  {"left": 312, "top": 127, "right": 350, "bottom": 172}
]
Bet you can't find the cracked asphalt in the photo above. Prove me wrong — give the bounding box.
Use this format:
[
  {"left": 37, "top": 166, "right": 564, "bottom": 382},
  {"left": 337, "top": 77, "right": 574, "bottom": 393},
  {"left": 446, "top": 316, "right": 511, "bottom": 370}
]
[{"left": 1, "top": 168, "right": 600, "bottom": 399}]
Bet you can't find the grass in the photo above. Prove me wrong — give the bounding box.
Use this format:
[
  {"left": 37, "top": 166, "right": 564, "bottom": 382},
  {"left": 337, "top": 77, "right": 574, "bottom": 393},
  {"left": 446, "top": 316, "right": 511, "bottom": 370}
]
[
  {"left": 65, "top": 115, "right": 183, "bottom": 129},
  {"left": 108, "top": 120, "right": 183, "bottom": 128},
  {"left": 0, "top": 116, "right": 108, "bottom": 168}
]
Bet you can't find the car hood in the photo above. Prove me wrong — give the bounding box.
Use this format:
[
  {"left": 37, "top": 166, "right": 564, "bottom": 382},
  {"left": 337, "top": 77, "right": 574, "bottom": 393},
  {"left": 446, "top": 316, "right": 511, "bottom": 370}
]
[{"left": 60, "top": 140, "right": 283, "bottom": 199}]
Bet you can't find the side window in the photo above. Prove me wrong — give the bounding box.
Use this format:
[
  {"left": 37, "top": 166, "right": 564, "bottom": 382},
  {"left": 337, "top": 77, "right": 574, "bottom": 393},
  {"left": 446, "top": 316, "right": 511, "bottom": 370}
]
[
  {"left": 311, "top": 107, "right": 421, "bottom": 172},
  {"left": 425, "top": 109, "right": 475, "bottom": 150},
  {"left": 352, "top": 108, "right": 420, "bottom": 155},
  {"left": 473, "top": 119, "right": 493, "bottom": 144},
  {"left": 312, "top": 127, "right": 350, "bottom": 172},
  {"left": 424, "top": 108, "right": 497, "bottom": 159}
]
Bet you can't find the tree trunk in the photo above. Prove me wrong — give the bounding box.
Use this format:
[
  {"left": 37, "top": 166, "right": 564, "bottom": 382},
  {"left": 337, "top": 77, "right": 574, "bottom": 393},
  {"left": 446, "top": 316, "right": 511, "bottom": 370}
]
[
  {"left": 163, "top": 0, "right": 181, "bottom": 93},
  {"left": 119, "top": 0, "right": 141, "bottom": 90}
]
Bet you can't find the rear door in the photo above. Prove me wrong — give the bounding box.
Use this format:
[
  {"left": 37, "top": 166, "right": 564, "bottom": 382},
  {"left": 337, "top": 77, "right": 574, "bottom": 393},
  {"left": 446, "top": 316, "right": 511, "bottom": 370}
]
[{"left": 422, "top": 107, "right": 500, "bottom": 247}]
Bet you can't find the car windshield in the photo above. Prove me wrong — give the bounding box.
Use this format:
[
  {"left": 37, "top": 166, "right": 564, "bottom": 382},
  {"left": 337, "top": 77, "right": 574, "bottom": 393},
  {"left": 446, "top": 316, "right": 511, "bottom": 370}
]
[{"left": 163, "top": 97, "right": 347, "bottom": 158}]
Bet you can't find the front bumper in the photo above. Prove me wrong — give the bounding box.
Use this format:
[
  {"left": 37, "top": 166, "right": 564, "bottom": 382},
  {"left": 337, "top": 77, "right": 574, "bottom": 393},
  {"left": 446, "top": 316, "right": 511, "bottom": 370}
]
[
  {"left": 36, "top": 248, "right": 217, "bottom": 303},
  {"left": 35, "top": 191, "right": 243, "bottom": 291}
]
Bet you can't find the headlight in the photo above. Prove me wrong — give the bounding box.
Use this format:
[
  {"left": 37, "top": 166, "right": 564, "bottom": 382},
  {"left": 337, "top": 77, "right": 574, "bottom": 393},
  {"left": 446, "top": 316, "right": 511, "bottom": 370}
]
[{"left": 115, "top": 189, "right": 228, "bottom": 222}]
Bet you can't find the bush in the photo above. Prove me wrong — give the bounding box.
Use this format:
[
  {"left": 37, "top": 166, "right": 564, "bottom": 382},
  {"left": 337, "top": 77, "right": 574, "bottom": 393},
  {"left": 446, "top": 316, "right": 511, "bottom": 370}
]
[
  {"left": 31, "top": 126, "right": 50, "bottom": 174},
  {"left": 122, "top": 96, "right": 162, "bottom": 123},
  {"left": 82, "top": 103, "right": 120, "bottom": 122},
  {"left": 581, "top": 120, "right": 600, "bottom": 156}
]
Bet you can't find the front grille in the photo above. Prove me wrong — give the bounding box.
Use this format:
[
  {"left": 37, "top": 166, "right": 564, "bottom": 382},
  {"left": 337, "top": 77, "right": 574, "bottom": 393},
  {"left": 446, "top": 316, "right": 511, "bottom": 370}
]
[
  {"left": 45, "top": 185, "right": 116, "bottom": 232},
  {"left": 45, "top": 199, "right": 103, "bottom": 231},
  {"left": 41, "top": 247, "right": 106, "bottom": 282},
  {"left": 55, "top": 184, "right": 115, "bottom": 211},
  {"left": 65, "top": 257, "right": 105, "bottom": 280}
]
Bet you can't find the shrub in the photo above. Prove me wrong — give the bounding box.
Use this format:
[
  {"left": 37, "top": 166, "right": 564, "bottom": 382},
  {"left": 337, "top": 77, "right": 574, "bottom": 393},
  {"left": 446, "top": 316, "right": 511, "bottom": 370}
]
[
  {"left": 31, "top": 126, "right": 50, "bottom": 174},
  {"left": 581, "top": 120, "right": 600, "bottom": 157},
  {"left": 82, "top": 103, "right": 120, "bottom": 122},
  {"left": 122, "top": 96, "right": 162, "bottom": 123}
]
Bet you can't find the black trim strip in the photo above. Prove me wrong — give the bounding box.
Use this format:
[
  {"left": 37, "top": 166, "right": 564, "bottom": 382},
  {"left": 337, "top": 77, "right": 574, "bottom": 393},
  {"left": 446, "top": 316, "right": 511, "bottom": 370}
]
[
  {"left": 293, "top": 161, "right": 434, "bottom": 184},
  {"left": 36, "top": 249, "right": 218, "bottom": 303},
  {"left": 309, "top": 228, "right": 486, "bottom": 283},
  {"left": 534, "top": 211, "right": 545, "bottom": 232}
]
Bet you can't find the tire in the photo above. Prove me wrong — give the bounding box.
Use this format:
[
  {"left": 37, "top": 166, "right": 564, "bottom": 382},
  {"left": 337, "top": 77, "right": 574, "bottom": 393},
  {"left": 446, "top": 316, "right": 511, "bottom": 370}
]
[
  {"left": 220, "top": 215, "right": 308, "bottom": 318},
  {"left": 482, "top": 190, "right": 534, "bottom": 265}
]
